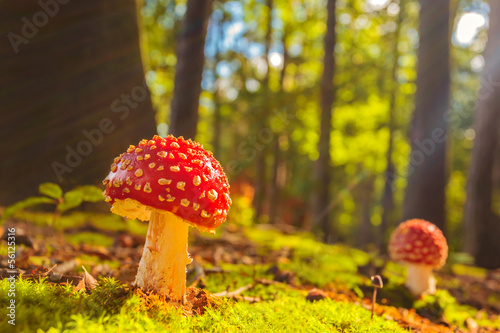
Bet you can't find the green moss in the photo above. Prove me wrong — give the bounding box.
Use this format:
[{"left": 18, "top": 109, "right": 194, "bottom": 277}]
[
  {"left": 0, "top": 278, "right": 407, "bottom": 333},
  {"left": 245, "top": 227, "right": 369, "bottom": 289},
  {"left": 451, "top": 264, "right": 488, "bottom": 278},
  {"left": 65, "top": 232, "right": 114, "bottom": 248},
  {"left": 76, "top": 254, "right": 121, "bottom": 272}
]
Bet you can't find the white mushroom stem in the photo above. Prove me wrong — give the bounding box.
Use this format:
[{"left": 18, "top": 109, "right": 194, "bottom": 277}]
[
  {"left": 135, "top": 210, "right": 192, "bottom": 301},
  {"left": 405, "top": 263, "right": 436, "bottom": 296}
]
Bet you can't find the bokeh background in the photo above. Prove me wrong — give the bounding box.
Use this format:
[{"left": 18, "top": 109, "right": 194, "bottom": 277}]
[{"left": 0, "top": 0, "right": 499, "bottom": 268}]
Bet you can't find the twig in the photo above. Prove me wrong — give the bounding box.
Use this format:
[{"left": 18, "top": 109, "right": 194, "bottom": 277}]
[
  {"left": 213, "top": 283, "right": 253, "bottom": 298},
  {"left": 42, "top": 264, "right": 58, "bottom": 277}
]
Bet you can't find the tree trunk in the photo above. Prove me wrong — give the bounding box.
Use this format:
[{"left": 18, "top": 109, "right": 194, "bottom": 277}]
[
  {"left": 170, "top": 0, "right": 213, "bottom": 140},
  {"left": 402, "top": 0, "right": 450, "bottom": 233},
  {"left": 357, "top": 176, "right": 375, "bottom": 249},
  {"left": 252, "top": 0, "right": 273, "bottom": 222},
  {"left": 269, "top": 31, "right": 289, "bottom": 226},
  {"left": 0, "top": 0, "right": 156, "bottom": 205},
  {"left": 379, "top": 0, "right": 405, "bottom": 252},
  {"left": 212, "top": 12, "right": 224, "bottom": 158},
  {"left": 463, "top": 0, "right": 500, "bottom": 269},
  {"left": 314, "top": 0, "right": 337, "bottom": 242}
]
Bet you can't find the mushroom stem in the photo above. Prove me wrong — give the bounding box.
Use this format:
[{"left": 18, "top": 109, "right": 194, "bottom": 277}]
[
  {"left": 135, "top": 210, "right": 192, "bottom": 301},
  {"left": 405, "top": 263, "right": 436, "bottom": 295}
]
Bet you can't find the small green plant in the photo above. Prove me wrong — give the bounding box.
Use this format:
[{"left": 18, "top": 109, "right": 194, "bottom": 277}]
[{"left": 0, "top": 183, "right": 103, "bottom": 226}]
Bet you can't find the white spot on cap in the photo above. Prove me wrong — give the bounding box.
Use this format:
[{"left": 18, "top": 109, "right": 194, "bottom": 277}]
[
  {"left": 157, "top": 151, "right": 167, "bottom": 158},
  {"left": 170, "top": 166, "right": 180, "bottom": 172},
  {"left": 193, "top": 203, "right": 200, "bottom": 211},
  {"left": 178, "top": 153, "right": 187, "bottom": 160},
  {"left": 181, "top": 198, "right": 190, "bottom": 207},
  {"left": 201, "top": 210, "right": 211, "bottom": 218},
  {"left": 171, "top": 142, "right": 180, "bottom": 148},
  {"left": 193, "top": 175, "right": 201, "bottom": 186},
  {"left": 158, "top": 178, "right": 172, "bottom": 185},
  {"left": 149, "top": 162, "right": 156, "bottom": 169},
  {"left": 177, "top": 182, "right": 185, "bottom": 191},
  {"left": 135, "top": 169, "right": 143, "bottom": 177},
  {"left": 143, "top": 183, "right": 152, "bottom": 193},
  {"left": 208, "top": 189, "right": 218, "bottom": 201},
  {"left": 166, "top": 194, "right": 175, "bottom": 202}
]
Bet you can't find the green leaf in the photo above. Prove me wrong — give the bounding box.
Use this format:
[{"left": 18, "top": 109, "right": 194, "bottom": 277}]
[
  {"left": 76, "top": 185, "right": 104, "bottom": 202},
  {"left": 39, "top": 182, "right": 63, "bottom": 200},
  {"left": 58, "top": 190, "right": 84, "bottom": 214},
  {"left": 0, "top": 197, "right": 56, "bottom": 224}
]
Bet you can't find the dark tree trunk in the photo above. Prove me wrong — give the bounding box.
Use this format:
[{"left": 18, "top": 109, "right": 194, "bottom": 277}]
[
  {"left": 0, "top": 0, "right": 156, "bottom": 205},
  {"left": 314, "top": 0, "right": 336, "bottom": 242},
  {"left": 402, "top": 0, "right": 450, "bottom": 233},
  {"left": 252, "top": 0, "right": 273, "bottom": 222},
  {"left": 170, "top": 0, "right": 213, "bottom": 140},
  {"left": 463, "top": 0, "right": 500, "bottom": 269},
  {"left": 379, "top": 0, "right": 405, "bottom": 252}
]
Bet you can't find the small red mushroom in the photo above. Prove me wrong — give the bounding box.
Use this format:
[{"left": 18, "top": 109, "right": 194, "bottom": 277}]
[
  {"left": 388, "top": 219, "right": 448, "bottom": 296},
  {"left": 102, "top": 135, "right": 231, "bottom": 301}
]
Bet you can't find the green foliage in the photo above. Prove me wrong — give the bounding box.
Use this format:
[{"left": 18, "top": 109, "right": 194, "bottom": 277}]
[
  {"left": 39, "top": 183, "right": 63, "bottom": 200},
  {"left": 0, "top": 197, "right": 56, "bottom": 224},
  {"left": 0, "top": 183, "right": 103, "bottom": 226}
]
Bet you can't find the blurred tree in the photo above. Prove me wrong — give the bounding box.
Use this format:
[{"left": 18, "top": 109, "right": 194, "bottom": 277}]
[
  {"left": 0, "top": 0, "right": 156, "bottom": 205},
  {"left": 211, "top": 9, "right": 225, "bottom": 158},
  {"left": 170, "top": 0, "right": 214, "bottom": 139},
  {"left": 379, "top": 0, "right": 406, "bottom": 251},
  {"left": 252, "top": 0, "right": 273, "bottom": 222},
  {"left": 314, "top": 0, "right": 337, "bottom": 242},
  {"left": 269, "top": 28, "right": 289, "bottom": 226},
  {"left": 464, "top": 0, "right": 500, "bottom": 269},
  {"left": 402, "top": 0, "right": 450, "bottom": 233}
]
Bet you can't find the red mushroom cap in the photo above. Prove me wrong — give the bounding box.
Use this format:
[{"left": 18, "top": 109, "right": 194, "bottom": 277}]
[
  {"left": 388, "top": 219, "right": 448, "bottom": 268},
  {"left": 102, "top": 135, "right": 231, "bottom": 232}
]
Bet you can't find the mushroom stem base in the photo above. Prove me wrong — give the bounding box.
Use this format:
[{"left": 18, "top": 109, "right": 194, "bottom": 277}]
[
  {"left": 134, "top": 211, "right": 191, "bottom": 301},
  {"left": 405, "top": 264, "right": 436, "bottom": 296}
]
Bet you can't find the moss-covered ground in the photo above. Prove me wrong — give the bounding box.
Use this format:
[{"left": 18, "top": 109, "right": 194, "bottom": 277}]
[{"left": 1, "top": 209, "right": 499, "bottom": 332}]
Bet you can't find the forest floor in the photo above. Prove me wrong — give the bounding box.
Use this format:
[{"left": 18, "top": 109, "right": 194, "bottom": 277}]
[{"left": 0, "top": 210, "right": 499, "bottom": 332}]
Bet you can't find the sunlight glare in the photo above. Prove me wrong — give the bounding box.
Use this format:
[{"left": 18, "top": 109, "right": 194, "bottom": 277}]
[
  {"left": 367, "top": 0, "right": 390, "bottom": 10},
  {"left": 455, "top": 12, "right": 486, "bottom": 45},
  {"left": 269, "top": 52, "right": 284, "bottom": 69}
]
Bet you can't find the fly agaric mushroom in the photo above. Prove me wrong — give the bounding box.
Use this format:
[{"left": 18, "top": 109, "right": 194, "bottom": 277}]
[
  {"left": 388, "top": 219, "right": 448, "bottom": 296},
  {"left": 102, "top": 135, "right": 231, "bottom": 301}
]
